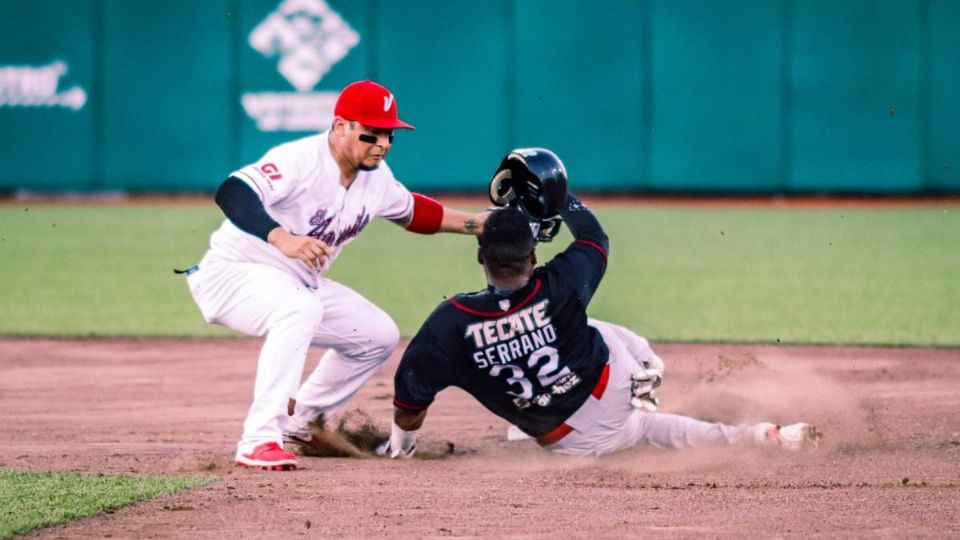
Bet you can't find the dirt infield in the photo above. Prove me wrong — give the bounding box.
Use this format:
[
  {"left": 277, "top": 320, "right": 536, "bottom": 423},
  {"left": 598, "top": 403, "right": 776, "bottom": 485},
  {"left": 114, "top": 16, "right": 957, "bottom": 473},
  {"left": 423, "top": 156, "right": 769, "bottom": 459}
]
[{"left": 2, "top": 339, "right": 958, "bottom": 538}]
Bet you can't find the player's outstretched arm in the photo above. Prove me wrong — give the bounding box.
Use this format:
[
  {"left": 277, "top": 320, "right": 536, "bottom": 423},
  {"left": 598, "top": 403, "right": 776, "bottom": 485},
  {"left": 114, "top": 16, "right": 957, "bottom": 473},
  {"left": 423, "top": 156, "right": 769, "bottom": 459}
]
[
  {"left": 376, "top": 407, "right": 426, "bottom": 459},
  {"left": 394, "top": 193, "right": 488, "bottom": 236},
  {"left": 381, "top": 322, "right": 450, "bottom": 459},
  {"left": 437, "top": 206, "right": 488, "bottom": 235},
  {"left": 544, "top": 193, "right": 610, "bottom": 307},
  {"left": 395, "top": 406, "right": 427, "bottom": 431},
  {"left": 562, "top": 193, "right": 609, "bottom": 253}
]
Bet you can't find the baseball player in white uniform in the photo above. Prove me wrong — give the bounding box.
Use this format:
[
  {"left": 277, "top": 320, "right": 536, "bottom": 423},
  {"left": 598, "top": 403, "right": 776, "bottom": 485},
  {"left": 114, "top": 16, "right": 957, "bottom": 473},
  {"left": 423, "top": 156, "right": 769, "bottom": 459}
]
[{"left": 184, "top": 80, "right": 488, "bottom": 470}]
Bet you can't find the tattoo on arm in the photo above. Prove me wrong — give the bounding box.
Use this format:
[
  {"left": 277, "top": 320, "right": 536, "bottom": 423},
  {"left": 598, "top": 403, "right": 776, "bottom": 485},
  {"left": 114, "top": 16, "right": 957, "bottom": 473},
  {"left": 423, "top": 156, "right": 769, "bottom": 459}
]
[{"left": 464, "top": 218, "right": 479, "bottom": 234}]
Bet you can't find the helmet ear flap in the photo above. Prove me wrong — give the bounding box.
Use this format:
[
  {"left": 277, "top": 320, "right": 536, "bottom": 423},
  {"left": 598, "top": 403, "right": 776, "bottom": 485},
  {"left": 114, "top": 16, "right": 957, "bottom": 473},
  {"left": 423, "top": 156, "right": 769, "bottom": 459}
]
[{"left": 489, "top": 168, "right": 516, "bottom": 206}]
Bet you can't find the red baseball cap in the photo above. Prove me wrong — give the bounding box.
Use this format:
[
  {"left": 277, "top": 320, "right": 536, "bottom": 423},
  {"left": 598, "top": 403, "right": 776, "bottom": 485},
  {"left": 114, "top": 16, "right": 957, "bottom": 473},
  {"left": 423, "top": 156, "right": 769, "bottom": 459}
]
[{"left": 334, "top": 80, "right": 415, "bottom": 130}]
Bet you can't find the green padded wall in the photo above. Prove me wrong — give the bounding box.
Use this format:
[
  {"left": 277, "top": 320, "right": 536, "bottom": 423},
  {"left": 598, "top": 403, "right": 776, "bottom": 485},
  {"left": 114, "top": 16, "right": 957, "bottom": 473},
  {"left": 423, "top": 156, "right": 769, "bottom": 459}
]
[
  {"left": 1, "top": 0, "right": 957, "bottom": 194},
  {"left": 100, "top": 1, "right": 234, "bottom": 191},
  {"left": 0, "top": 1, "right": 96, "bottom": 191},
  {"left": 926, "top": 0, "right": 960, "bottom": 192},
  {"left": 789, "top": 0, "right": 921, "bottom": 192},
  {"left": 512, "top": 0, "right": 647, "bottom": 191},
  {"left": 650, "top": 0, "right": 782, "bottom": 192},
  {"left": 376, "top": 0, "right": 511, "bottom": 190}
]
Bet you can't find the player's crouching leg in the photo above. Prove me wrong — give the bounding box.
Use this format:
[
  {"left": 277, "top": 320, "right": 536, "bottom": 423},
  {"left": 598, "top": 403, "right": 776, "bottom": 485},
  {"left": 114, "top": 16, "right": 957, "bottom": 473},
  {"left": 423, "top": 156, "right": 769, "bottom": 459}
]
[
  {"left": 235, "top": 294, "right": 326, "bottom": 470},
  {"left": 286, "top": 305, "right": 400, "bottom": 448},
  {"left": 344, "top": 311, "right": 401, "bottom": 365}
]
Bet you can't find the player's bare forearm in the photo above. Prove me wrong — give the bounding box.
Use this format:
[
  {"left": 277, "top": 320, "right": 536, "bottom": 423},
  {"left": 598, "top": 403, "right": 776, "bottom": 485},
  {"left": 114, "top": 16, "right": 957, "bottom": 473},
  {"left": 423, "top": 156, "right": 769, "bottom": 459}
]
[
  {"left": 391, "top": 195, "right": 488, "bottom": 235},
  {"left": 438, "top": 207, "right": 488, "bottom": 235},
  {"left": 394, "top": 407, "right": 427, "bottom": 431}
]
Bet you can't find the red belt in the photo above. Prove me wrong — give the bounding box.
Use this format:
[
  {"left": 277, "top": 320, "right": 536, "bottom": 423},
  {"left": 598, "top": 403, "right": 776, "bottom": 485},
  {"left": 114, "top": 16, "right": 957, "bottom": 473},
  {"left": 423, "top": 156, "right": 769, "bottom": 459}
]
[{"left": 536, "top": 363, "right": 610, "bottom": 446}]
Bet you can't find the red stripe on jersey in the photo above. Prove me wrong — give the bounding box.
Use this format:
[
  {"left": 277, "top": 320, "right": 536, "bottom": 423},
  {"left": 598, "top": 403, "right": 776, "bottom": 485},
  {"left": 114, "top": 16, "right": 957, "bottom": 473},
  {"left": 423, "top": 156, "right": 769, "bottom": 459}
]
[
  {"left": 449, "top": 279, "right": 543, "bottom": 317},
  {"left": 393, "top": 398, "right": 428, "bottom": 412},
  {"left": 536, "top": 363, "right": 611, "bottom": 446},
  {"left": 574, "top": 239, "right": 608, "bottom": 264},
  {"left": 591, "top": 363, "right": 611, "bottom": 399},
  {"left": 536, "top": 423, "right": 573, "bottom": 446}
]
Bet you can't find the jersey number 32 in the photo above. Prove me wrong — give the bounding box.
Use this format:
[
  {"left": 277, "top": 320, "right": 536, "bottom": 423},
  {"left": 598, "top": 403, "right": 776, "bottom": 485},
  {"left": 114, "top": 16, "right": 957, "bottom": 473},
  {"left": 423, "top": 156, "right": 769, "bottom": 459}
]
[{"left": 489, "top": 346, "right": 572, "bottom": 400}]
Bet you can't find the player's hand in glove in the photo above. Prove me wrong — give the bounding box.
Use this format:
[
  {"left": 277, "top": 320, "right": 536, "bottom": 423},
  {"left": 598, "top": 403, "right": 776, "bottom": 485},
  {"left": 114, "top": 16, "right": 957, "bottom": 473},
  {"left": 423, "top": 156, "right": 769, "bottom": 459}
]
[
  {"left": 630, "top": 370, "right": 662, "bottom": 412},
  {"left": 375, "top": 421, "right": 418, "bottom": 459},
  {"left": 622, "top": 332, "right": 664, "bottom": 411}
]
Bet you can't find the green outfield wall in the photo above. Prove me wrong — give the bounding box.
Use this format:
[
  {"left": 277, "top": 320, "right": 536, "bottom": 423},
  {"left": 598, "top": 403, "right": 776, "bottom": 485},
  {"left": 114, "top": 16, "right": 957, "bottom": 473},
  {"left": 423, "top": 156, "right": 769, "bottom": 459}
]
[{"left": 1, "top": 0, "right": 957, "bottom": 194}]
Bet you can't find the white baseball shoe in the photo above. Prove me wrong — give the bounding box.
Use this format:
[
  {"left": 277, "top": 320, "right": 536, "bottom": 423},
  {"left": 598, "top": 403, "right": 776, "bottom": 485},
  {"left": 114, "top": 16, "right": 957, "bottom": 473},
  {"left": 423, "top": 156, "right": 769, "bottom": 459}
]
[{"left": 751, "top": 422, "right": 823, "bottom": 450}]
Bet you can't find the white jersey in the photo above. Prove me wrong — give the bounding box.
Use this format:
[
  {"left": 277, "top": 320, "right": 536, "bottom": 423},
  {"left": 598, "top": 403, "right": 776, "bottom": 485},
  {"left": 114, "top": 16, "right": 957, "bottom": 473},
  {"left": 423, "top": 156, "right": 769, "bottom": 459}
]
[{"left": 205, "top": 132, "right": 414, "bottom": 288}]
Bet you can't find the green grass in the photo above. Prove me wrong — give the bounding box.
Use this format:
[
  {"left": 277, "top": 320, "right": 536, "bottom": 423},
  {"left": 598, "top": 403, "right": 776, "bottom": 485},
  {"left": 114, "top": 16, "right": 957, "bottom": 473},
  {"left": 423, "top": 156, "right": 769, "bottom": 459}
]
[
  {"left": 592, "top": 207, "right": 959, "bottom": 345},
  {"left": 0, "top": 205, "right": 233, "bottom": 337},
  {"left": 0, "top": 203, "right": 957, "bottom": 346},
  {"left": 0, "top": 469, "right": 215, "bottom": 538}
]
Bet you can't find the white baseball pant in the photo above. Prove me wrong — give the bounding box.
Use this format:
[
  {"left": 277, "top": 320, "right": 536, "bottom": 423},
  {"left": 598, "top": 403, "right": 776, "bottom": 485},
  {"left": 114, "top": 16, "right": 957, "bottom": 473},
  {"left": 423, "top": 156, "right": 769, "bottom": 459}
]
[
  {"left": 187, "top": 254, "right": 399, "bottom": 457},
  {"left": 543, "top": 320, "right": 748, "bottom": 457}
]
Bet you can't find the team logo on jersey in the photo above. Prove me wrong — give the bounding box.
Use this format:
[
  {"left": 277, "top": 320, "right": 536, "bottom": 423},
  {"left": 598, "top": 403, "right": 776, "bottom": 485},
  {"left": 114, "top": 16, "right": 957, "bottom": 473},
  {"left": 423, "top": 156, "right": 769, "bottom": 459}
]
[
  {"left": 307, "top": 206, "right": 370, "bottom": 247},
  {"left": 0, "top": 61, "right": 86, "bottom": 111},
  {"left": 259, "top": 163, "right": 283, "bottom": 181},
  {"left": 241, "top": 0, "right": 359, "bottom": 131}
]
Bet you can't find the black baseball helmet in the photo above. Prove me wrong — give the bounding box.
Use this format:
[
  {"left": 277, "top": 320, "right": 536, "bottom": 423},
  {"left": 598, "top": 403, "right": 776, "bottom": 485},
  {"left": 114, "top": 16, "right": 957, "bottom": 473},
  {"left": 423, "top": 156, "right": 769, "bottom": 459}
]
[{"left": 488, "top": 148, "right": 568, "bottom": 242}]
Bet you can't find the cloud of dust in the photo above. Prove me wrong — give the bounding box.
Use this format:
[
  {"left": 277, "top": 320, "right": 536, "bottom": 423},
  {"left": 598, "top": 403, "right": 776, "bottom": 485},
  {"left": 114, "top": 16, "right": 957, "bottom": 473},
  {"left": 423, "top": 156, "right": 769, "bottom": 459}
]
[
  {"left": 665, "top": 353, "right": 868, "bottom": 446},
  {"left": 326, "top": 352, "right": 878, "bottom": 475},
  {"left": 595, "top": 352, "right": 878, "bottom": 475}
]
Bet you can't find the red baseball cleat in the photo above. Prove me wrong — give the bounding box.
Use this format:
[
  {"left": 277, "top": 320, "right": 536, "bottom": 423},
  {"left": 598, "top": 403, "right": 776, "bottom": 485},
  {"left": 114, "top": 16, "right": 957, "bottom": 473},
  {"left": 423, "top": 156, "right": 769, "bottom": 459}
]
[{"left": 235, "top": 441, "right": 298, "bottom": 470}]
